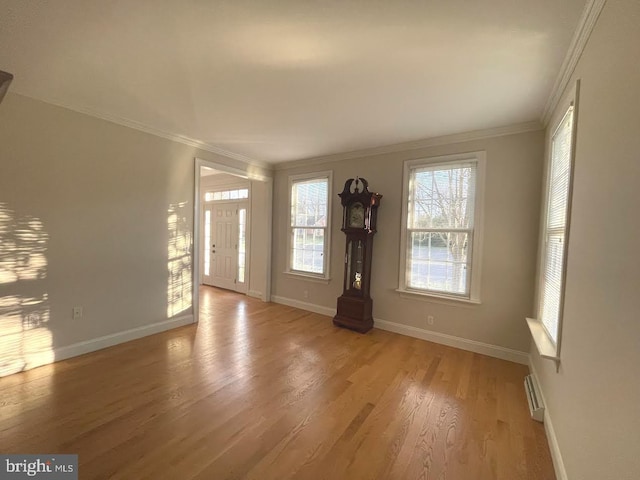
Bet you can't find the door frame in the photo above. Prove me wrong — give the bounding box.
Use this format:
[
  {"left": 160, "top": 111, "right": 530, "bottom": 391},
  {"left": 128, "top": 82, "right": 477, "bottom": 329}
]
[
  {"left": 202, "top": 199, "right": 250, "bottom": 294},
  {"left": 192, "top": 158, "right": 272, "bottom": 323}
]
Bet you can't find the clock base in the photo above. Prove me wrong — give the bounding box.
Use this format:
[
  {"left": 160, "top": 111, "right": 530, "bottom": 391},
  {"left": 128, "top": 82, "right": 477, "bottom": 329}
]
[{"left": 333, "top": 296, "right": 373, "bottom": 333}]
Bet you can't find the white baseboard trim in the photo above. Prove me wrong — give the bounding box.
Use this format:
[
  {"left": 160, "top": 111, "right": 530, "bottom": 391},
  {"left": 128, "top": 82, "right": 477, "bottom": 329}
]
[
  {"left": 528, "top": 357, "right": 568, "bottom": 480},
  {"left": 12, "top": 314, "right": 194, "bottom": 376},
  {"left": 375, "top": 319, "right": 529, "bottom": 365},
  {"left": 269, "top": 295, "right": 528, "bottom": 365},
  {"left": 270, "top": 295, "right": 336, "bottom": 317},
  {"left": 247, "top": 290, "right": 263, "bottom": 300}
]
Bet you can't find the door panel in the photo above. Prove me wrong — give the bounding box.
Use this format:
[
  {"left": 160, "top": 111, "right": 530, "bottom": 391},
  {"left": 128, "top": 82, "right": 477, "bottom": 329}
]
[
  {"left": 212, "top": 204, "right": 238, "bottom": 291},
  {"left": 201, "top": 200, "right": 248, "bottom": 293}
]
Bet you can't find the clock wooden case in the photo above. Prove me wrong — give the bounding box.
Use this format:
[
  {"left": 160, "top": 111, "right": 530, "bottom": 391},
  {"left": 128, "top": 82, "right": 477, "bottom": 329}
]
[{"left": 333, "top": 177, "right": 382, "bottom": 333}]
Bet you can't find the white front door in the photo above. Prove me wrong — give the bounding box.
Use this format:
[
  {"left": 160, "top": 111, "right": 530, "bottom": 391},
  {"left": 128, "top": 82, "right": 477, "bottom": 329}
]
[{"left": 211, "top": 203, "right": 238, "bottom": 291}]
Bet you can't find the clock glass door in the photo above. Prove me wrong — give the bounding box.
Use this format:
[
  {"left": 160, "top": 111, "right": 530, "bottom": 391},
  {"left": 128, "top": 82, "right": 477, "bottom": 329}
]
[{"left": 346, "top": 239, "right": 364, "bottom": 292}]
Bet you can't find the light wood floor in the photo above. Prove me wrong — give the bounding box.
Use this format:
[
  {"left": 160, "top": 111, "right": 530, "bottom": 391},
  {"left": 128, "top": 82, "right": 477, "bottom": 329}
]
[{"left": 0, "top": 287, "right": 555, "bottom": 479}]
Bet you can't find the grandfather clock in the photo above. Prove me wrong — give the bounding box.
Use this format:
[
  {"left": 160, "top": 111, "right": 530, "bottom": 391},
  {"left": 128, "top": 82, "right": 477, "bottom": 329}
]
[{"left": 333, "top": 177, "right": 382, "bottom": 333}]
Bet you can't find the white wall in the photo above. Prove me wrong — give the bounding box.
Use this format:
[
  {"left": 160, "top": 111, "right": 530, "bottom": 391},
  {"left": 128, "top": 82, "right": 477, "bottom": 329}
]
[
  {"left": 249, "top": 179, "right": 271, "bottom": 301},
  {"left": 530, "top": 1, "right": 640, "bottom": 478},
  {"left": 272, "top": 129, "right": 544, "bottom": 355},
  {"left": 0, "top": 94, "right": 271, "bottom": 375},
  {"left": 200, "top": 172, "right": 250, "bottom": 190}
]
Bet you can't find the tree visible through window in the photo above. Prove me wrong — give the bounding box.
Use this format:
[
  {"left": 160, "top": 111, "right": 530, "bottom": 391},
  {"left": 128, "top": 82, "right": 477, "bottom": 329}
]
[
  {"left": 401, "top": 153, "right": 484, "bottom": 301},
  {"left": 289, "top": 173, "right": 331, "bottom": 276}
]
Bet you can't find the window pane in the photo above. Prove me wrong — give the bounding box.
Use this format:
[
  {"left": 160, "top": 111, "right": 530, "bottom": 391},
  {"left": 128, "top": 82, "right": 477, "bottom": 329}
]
[
  {"left": 238, "top": 208, "right": 246, "bottom": 283},
  {"left": 289, "top": 175, "right": 329, "bottom": 276},
  {"left": 291, "top": 179, "right": 328, "bottom": 228},
  {"left": 204, "top": 210, "right": 211, "bottom": 276},
  {"left": 410, "top": 163, "right": 476, "bottom": 230},
  {"left": 547, "top": 109, "right": 573, "bottom": 230},
  {"left": 207, "top": 188, "right": 250, "bottom": 202},
  {"left": 540, "top": 233, "right": 564, "bottom": 341},
  {"left": 404, "top": 159, "right": 478, "bottom": 297},
  {"left": 291, "top": 228, "right": 325, "bottom": 274},
  {"left": 540, "top": 106, "right": 574, "bottom": 345},
  {"left": 407, "top": 231, "right": 470, "bottom": 295}
]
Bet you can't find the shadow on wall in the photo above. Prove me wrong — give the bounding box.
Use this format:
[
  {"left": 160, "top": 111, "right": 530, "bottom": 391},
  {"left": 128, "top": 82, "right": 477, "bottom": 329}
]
[
  {"left": 167, "top": 201, "right": 192, "bottom": 318},
  {"left": 0, "top": 203, "right": 52, "bottom": 377}
]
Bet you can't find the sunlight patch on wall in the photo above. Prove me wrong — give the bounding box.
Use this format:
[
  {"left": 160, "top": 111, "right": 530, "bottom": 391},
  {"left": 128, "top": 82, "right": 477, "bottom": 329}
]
[
  {"left": 167, "top": 202, "right": 192, "bottom": 318},
  {"left": 0, "top": 203, "right": 52, "bottom": 377},
  {"left": 0, "top": 205, "right": 48, "bottom": 284}
]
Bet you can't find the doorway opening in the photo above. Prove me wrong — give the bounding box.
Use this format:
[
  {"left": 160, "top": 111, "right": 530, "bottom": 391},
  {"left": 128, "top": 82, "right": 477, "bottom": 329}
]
[
  {"left": 201, "top": 175, "right": 249, "bottom": 294},
  {"left": 192, "top": 158, "right": 272, "bottom": 324}
]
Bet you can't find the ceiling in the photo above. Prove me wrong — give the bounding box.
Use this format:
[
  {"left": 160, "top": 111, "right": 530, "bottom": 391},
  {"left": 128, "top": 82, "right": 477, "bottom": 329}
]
[{"left": 0, "top": 0, "right": 587, "bottom": 165}]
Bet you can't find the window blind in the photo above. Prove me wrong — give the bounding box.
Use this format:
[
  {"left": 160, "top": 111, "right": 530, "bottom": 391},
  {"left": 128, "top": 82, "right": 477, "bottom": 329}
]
[{"left": 540, "top": 106, "right": 574, "bottom": 344}]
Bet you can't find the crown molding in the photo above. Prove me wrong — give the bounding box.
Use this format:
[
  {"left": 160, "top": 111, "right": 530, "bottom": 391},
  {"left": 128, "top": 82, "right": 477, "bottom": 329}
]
[
  {"left": 17, "top": 93, "right": 271, "bottom": 170},
  {"left": 274, "top": 120, "right": 543, "bottom": 171},
  {"left": 540, "top": 0, "right": 606, "bottom": 126}
]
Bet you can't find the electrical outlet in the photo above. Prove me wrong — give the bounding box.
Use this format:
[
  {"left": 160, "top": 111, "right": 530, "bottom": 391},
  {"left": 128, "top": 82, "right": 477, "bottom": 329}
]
[
  {"left": 73, "top": 306, "right": 83, "bottom": 320},
  {"left": 427, "top": 315, "right": 435, "bottom": 326},
  {"left": 303, "top": 290, "right": 309, "bottom": 299}
]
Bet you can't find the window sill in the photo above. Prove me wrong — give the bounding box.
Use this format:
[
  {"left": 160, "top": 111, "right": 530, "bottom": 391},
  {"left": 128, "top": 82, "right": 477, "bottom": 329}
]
[
  {"left": 526, "top": 317, "right": 561, "bottom": 366},
  {"left": 284, "top": 271, "right": 331, "bottom": 284},
  {"left": 395, "top": 288, "right": 481, "bottom": 306}
]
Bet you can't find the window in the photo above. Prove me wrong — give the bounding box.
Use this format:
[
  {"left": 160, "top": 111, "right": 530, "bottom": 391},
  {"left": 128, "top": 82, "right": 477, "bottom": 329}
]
[
  {"left": 205, "top": 188, "right": 249, "bottom": 202},
  {"left": 287, "top": 172, "right": 332, "bottom": 278},
  {"left": 399, "top": 152, "right": 485, "bottom": 302},
  {"left": 238, "top": 208, "right": 247, "bottom": 284},
  {"left": 539, "top": 105, "right": 575, "bottom": 346}
]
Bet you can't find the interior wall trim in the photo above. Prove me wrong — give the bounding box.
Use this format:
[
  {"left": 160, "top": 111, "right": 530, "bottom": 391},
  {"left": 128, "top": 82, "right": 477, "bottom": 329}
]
[
  {"left": 273, "top": 121, "right": 542, "bottom": 171},
  {"left": 540, "top": 0, "right": 607, "bottom": 125},
  {"left": 3, "top": 314, "right": 194, "bottom": 377},
  {"left": 247, "top": 290, "right": 264, "bottom": 300},
  {"left": 15, "top": 93, "right": 268, "bottom": 170},
  {"left": 271, "top": 295, "right": 336, "bottom": 317},
  {"left": 528, "top": 357, "right": 569, "bottom": 480},
  {"left": 375, "top": 318, "right": 529, "bottom": 365},
  {"left": 270, "top": 295, "right": 529, "bottom": 365}
]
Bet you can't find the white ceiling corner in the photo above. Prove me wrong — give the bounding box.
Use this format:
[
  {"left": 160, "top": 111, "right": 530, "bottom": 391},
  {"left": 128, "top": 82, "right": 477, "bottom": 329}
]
[{"left": 541, "top": 0, "right": 607, "bottom": 126}]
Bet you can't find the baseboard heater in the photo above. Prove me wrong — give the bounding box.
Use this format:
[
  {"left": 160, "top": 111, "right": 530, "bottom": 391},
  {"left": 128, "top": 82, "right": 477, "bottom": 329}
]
[{"left": 524, "top": 374, "right": 544, "bottom": 422}]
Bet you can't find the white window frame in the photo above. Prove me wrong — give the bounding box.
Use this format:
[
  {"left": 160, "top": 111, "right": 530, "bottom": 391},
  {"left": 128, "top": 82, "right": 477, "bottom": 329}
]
[
  {"left": 397, "top": 151, "right": 486, "bottom": 304},
  {"left": 286, "top": 171, "right": 332, "bottom": 281},
  {"left": 204, "top": 187, "right": 249, "bottom": 202},
  {"left": 527, "top": 81, "right": 580, "bottom": 366}
]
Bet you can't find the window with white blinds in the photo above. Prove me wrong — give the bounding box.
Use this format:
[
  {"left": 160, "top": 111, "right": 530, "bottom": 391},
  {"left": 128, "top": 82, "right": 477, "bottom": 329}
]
[
  {"left": 539, "top": 105, "right": 575, "bottom": 345},
  {"left": 288, "top": 172, "right": 332, "bottom": 278},
  {"left": 399, "top": 153, "right": 485, "bottom": 302}
]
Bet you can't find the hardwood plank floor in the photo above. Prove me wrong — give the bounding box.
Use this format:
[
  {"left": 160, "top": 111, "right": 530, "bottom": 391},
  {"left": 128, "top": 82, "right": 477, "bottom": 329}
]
[{"left": 0, "top": 287, "right": 555, "bottom": 479}]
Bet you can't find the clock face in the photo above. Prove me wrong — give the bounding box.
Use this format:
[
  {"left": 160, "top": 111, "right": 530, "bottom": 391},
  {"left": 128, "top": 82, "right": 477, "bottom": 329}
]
[{"left": 348, "top": 202, "right": 365, "bottom": 228}]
